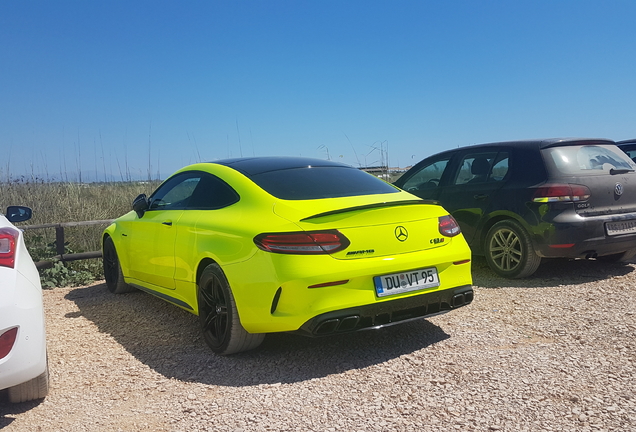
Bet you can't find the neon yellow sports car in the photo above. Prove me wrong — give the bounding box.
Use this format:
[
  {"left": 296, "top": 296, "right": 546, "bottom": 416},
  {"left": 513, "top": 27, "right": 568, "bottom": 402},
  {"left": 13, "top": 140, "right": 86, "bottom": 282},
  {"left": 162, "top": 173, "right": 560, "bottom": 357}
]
[{"left": 102, "top": 157, "right": 473, "bottom": 355}]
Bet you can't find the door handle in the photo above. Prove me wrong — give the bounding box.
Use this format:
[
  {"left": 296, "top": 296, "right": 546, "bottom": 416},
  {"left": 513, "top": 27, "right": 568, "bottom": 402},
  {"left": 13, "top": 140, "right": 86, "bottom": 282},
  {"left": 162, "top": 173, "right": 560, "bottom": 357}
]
[
  {"left": 474, "top": 194, "right": 488, "bottom": 200},
  {"left": 162, "top": 221, "right": 173, "bottom": 226}
]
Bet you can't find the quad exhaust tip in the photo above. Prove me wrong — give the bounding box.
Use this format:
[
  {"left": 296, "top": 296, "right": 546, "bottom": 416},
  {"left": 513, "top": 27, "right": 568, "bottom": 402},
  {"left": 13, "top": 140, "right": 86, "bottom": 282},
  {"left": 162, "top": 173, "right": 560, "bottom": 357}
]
[
  {"left": 315, "top": 315, "right": 361, "bottom": 335},
  {"left": 309, "top": 286, "right": 474, "bottom": 336}
]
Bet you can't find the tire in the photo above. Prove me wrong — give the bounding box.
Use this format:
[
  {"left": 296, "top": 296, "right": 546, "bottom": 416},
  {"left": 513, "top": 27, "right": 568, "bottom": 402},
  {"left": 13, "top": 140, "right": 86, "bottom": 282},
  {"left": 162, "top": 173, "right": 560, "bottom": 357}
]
[
  {"left": 485, "top": 220, "right": 541, "bottom": 278},
  {"left": 8, "top": 359, "right": 49, "bottom": 403},
  {"left": 197, "top": 263, "right": 264, "bottom": 355},
  {"left": 597, "top": 249, "right": 636, "bottom": 263},
  {"left": 103, "top": 236, "right": 135, "bottom": 294}
]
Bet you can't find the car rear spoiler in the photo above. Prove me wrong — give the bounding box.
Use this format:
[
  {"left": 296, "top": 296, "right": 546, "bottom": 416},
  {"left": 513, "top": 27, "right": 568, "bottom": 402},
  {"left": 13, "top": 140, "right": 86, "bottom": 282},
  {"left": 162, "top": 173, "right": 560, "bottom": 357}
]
[{"left": 300, "top": 199, "right": 439, "bottom": 221}]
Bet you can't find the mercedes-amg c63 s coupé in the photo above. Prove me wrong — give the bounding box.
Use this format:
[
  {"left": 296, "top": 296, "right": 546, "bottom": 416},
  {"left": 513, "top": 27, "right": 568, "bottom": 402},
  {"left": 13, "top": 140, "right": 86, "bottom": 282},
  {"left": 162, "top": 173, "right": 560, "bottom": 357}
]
[{"left": 103, "top": 157, "right": 473, "bottom": 355}]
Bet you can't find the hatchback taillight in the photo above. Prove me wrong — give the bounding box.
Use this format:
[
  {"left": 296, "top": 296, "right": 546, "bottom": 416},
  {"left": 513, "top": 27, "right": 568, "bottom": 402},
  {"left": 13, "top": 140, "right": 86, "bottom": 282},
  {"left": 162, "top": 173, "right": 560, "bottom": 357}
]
[
  {"left": 254, "top": 230, "right": 350, "bottom": 254},
  {"left": 439, "top": 215, "right": 461, "bottom": 237},
  {"left": 0, "top": 227, "right": 19, "bottom": 269},
  {"left": 532, "top": 184, "right": 591, "bottom": 203},
  {"left": 0, "top": 327, "right": 18, "bottom": 359}
]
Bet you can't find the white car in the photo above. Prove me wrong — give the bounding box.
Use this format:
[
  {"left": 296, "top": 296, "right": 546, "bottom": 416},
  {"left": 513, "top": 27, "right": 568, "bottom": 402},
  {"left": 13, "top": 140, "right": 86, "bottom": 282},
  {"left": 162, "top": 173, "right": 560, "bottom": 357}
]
[{"left": 0, "top": 206, "right": 49, "bottom": 403}]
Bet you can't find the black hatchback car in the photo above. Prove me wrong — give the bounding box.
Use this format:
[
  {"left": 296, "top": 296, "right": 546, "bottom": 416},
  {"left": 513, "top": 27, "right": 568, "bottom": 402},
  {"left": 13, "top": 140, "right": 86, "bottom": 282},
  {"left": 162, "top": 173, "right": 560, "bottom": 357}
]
[{"left": 394, "top": 138, "right": 636, "bottom": 278}]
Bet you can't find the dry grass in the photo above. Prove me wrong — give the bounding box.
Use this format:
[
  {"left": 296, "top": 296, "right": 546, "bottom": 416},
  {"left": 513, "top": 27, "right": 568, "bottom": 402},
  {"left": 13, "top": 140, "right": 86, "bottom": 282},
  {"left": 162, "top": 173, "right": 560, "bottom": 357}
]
[
  {"left": 1, "top": 181, "right": 159, "bottom": 225},
  {"left": 0, "top": 180, "right": 159, "bottom": 260}
]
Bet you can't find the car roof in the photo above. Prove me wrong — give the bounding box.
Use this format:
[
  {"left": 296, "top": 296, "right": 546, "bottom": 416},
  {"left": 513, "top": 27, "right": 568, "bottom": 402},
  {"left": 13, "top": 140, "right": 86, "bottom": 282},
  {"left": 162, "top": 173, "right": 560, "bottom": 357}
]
[
  {"left": 617, "top": 139, "right": 636, "bottom": 146},
  {"left": 444, "top": 138, "right": 616, "bottom": 153},
  {"left": 211, "top": 157, "right": 351, "bottom": 176}
]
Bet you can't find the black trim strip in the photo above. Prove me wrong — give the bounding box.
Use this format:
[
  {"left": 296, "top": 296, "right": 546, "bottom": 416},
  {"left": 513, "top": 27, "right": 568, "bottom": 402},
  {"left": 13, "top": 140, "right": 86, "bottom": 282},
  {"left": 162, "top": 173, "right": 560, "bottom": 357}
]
[
  {"left": 295, "top": 284, "right": 473, "bottom": 337},
  {"left": 130, "top": 284, "right": 194, "bottom": 310},
  {"left": 300, "top": 199, "right": 439, "bottom": 221}
]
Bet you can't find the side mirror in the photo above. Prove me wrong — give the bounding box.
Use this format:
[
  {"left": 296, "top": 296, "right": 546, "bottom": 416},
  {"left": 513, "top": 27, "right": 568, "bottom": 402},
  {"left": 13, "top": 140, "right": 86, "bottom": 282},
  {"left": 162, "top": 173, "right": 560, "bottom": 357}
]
[
  {"left": 132, "top": 194, "right": 149, "bottom": 218},
  {"left": 5, "top": 206, "right": 32, "bottom": 223}
]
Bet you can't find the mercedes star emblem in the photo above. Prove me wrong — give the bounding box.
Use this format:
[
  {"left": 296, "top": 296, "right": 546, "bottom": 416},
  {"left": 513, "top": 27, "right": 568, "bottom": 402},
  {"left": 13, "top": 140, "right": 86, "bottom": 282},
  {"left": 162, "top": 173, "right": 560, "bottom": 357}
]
[{"left": 395, "top": 226, "right": 408, "bottom": 242}]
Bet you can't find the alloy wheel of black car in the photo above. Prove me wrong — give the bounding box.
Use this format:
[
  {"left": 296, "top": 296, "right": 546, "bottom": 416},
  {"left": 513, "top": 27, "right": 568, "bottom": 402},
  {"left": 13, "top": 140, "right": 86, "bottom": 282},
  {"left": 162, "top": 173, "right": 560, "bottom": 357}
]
[
  {"left": 485, "top": 220, "right": 541, "bottom": 278},
  {"left": 197, "top": 263, "right": 264, "bottom": 355},
  {"left": 103, "top": 237, "right": 135, "bottom": 294}
]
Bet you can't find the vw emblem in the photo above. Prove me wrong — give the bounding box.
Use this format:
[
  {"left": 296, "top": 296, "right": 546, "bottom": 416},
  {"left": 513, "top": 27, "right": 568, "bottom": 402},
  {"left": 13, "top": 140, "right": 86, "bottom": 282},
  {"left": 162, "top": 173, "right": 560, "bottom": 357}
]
[
  {"left": 395, "top": 226, "right": 408, "bottom": 242},
  {"left": 615, "top": 183, "right": 624, "bottom": 196}
]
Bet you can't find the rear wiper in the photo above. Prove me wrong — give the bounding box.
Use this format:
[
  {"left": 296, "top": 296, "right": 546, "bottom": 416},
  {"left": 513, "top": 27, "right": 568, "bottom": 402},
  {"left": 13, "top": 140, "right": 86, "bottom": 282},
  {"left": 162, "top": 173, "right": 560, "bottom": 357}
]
[{"left": 610, "top": 168, "right": 635, "bottom": 175}]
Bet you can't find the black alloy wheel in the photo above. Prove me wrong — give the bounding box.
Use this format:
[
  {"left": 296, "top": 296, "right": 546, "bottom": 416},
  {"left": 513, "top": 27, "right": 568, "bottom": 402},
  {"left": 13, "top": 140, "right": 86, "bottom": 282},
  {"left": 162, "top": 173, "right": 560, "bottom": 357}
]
[
  {"left": 103, "top": 236, "right": 134, "bottom": 293},
  {"left": 197, "top": 263, "right": 264, "bottom": 355}
]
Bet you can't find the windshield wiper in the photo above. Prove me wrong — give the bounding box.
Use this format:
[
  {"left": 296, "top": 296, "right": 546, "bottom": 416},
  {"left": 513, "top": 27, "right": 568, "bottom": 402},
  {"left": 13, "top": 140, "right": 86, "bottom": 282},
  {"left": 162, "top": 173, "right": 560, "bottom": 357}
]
[{"left": 610, "top": 168, "right": 635, "bottom": 175}]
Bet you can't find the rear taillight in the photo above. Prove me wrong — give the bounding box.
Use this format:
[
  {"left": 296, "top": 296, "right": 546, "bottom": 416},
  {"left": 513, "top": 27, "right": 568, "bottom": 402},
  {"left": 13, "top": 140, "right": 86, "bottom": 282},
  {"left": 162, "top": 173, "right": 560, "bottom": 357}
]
[
  {"left": 254, "top": 230, "right": 350, "bottom": 254},
  {"left": 533, "top": 184, "right": 591, "bottom": 203},
  {"left": 439, "top": 215, "right": 461, "bottom": 237},
  {"left": 0, "top": 227, "right": 19, "bottom": 269},
  {"left": 0, "top": 327, "right": 18, "bottom": 359}
]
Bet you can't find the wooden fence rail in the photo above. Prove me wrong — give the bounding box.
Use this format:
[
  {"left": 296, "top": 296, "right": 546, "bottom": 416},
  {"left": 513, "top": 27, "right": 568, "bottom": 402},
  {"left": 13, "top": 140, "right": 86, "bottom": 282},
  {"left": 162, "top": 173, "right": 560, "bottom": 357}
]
[{"left": 21, "top": 219, "right": 115, "bottom": 270}]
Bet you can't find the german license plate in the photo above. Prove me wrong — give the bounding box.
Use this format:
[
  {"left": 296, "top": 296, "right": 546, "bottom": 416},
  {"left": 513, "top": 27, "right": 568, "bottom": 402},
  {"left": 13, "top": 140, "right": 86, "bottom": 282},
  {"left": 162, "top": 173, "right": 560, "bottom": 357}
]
[
  {"left": 373, "top": 267, "right": 439, "bottom": 297},
  {"left": 606, "top": 220, "right": 636, "bottom": 236}
]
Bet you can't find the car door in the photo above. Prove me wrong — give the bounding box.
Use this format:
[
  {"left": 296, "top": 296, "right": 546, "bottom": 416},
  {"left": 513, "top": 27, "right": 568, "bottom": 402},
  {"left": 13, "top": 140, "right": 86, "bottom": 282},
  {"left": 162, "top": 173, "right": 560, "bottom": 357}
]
[
  {"left": 397, "top": 154, "right": 454, "bottom": 201},
  {"left": 171, "top": 172, "right": 241, "bottom": 285},
  {"left": 126, "top": 172, "right": 201, "bottom": 289},
  {"left": 439, "top": 150, "right": 510, "bottom": 246}
]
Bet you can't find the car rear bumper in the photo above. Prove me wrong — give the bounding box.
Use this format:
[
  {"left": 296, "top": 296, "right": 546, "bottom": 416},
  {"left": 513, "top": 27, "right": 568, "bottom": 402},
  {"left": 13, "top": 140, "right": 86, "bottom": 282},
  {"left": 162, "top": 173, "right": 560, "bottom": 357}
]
[
  {"left": 0, "top": 271, "right": 48, "bottom": 391},
  {"left": 294, "top": 284, "right": 473, "bottom": 336},
  {"left": 224, "top": 239, "right": 473, "bottom": 333},
  {"left": 534, "top": 211, "right": 636, "bottom": 258}
]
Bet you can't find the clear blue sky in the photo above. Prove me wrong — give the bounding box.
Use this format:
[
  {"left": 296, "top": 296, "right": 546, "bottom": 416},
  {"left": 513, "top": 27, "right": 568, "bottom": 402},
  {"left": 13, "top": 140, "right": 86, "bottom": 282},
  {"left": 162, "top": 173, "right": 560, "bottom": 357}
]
[{"left": 2, "top": 0, "right": 635, "bottom": 182}]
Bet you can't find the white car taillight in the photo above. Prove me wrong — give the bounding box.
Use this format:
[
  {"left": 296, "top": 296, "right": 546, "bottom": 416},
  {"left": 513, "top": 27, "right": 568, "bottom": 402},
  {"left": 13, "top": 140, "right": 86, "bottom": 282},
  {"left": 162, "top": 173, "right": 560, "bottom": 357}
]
[{"left": 0, "top": 227, "right": 19, "bottom": 268}]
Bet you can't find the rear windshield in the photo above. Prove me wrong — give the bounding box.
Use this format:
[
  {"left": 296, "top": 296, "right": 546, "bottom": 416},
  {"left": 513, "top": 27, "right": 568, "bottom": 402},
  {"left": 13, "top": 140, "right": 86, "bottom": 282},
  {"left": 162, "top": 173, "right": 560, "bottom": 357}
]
[
  {"left": 250, "top": 166, "right": 399, "bottom": 200},
  {"left": 542, "top": 145, "right": 636, "bottom": 176}
]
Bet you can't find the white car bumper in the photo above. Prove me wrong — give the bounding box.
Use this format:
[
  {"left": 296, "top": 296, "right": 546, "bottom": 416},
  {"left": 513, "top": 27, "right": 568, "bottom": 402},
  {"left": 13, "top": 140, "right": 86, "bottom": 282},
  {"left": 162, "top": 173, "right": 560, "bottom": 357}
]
[{"left": 0, "top": 267, "right": 48, "bottom": 391}]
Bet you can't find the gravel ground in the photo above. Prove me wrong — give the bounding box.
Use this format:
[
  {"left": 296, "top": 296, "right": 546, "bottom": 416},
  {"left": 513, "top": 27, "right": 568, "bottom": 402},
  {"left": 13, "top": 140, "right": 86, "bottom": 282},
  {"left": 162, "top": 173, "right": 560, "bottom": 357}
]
[{"left": 1, "top": 257, "right": 635, "bottom": 432}]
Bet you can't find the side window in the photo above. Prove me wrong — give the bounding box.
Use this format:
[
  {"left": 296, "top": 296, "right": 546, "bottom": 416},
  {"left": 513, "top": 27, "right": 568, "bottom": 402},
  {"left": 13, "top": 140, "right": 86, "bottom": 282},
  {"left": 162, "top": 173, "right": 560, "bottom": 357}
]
[
  {"left": 401, "top": 158, "right": 450, "bottom": 192},
  {"left": 454, "top": 152, "right": 497, "bottom": 185},
  {"left": 149, "top": 173, "right": 201, "bottom": 210},
  {"left": 622, "top": 148, "right": 636, "bottom": 164},
  {"left": 187, "top": 174, "right": 240, "bottom": 210},
  {"left": 623, "top": 149, "right": 636, "bottom": 162},
  {"left": 490, "top": 152, "right": 510, "bottom": 182}
]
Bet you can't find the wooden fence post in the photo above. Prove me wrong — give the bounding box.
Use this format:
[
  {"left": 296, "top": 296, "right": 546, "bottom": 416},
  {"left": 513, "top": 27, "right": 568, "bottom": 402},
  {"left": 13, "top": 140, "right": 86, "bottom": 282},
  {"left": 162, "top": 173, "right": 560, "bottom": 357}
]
[
  {"left": 55, "top": 226, "right": 65, "bottom": 256},
  {"left": 20, "top": 219, "right": 115, "bottom": 269}
]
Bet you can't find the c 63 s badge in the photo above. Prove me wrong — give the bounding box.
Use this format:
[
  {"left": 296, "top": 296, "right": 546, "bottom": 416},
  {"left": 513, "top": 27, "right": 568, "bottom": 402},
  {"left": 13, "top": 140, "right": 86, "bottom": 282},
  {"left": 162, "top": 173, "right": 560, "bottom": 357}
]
[{"left": 430, "top": 237, "right": 446, "bottom": 244}]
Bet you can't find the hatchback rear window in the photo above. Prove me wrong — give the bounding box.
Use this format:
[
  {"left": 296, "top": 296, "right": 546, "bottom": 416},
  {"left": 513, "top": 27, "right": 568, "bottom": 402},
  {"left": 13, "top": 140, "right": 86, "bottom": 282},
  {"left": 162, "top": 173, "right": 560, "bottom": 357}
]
[
  {"left": 542, "top": 145, "right": 636, "bottom": 176},
  {"left": 250, "top": 166, "right": 399, "bottom": 200}
]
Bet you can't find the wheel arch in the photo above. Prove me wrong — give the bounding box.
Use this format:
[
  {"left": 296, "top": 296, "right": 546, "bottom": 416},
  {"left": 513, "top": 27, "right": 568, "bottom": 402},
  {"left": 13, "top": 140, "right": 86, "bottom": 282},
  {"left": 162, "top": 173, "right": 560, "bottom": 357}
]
[
  {"left": 102, "top": 230, "right": 129, "bottom": 277},
  {"left": 101, "top": 229, "right": 114, "bottom": 250},
  {"left": 477, "top": 212, "right": 536, "bottom": 255},
  {"left": 196, "top": 257, "right": 219, "bottom": 286}
]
